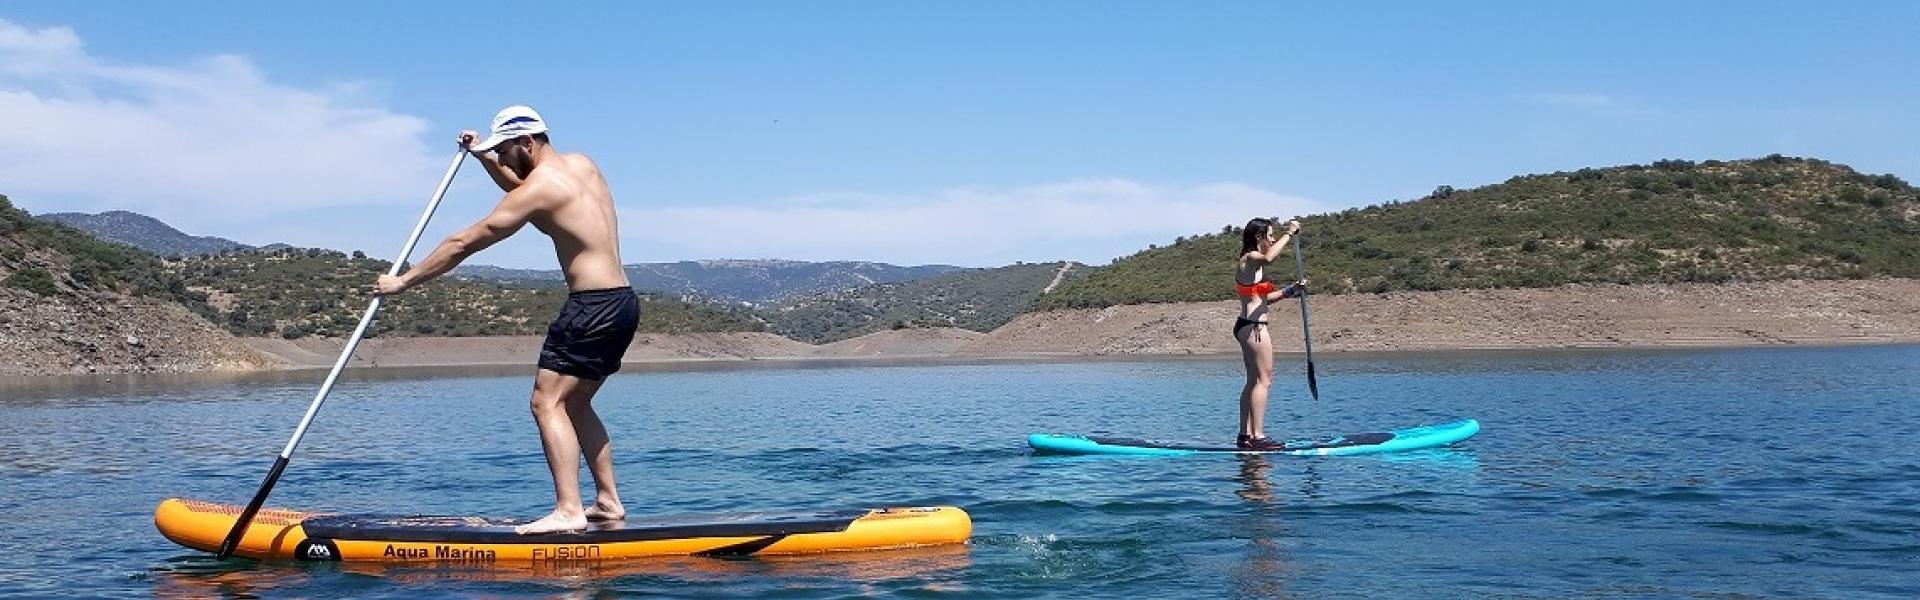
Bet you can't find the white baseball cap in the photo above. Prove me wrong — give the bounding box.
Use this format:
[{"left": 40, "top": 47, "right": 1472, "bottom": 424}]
[{"left": 472, "top": 105, "right": 548, "bottom": 152}]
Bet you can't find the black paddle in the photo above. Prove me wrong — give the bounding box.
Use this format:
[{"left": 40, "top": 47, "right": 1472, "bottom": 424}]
[
  {"left": 215, "top": 148, "right": 468, "bottom": 559},
  {"left": 1290, "top": 230, "right": 1320, "bottom": 400}
]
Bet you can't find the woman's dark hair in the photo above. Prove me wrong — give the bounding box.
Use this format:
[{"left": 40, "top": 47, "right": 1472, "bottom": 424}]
[{"left": 1240, "top": 218, "right": 1274, "bottom": 256}]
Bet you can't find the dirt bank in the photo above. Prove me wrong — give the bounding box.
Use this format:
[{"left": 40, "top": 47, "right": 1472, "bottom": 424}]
[
  {"left": 0, "top": 289, "right": 277, "bottom": 376},
  {"left": 244, "top": 333, "right": 820, "bottom": 369},
  {"left": 964, "top": 278, "right": 1920, "bottom": 355},
  {"left": 23, "top": 278, "right": 1916, "bottom": 376}
]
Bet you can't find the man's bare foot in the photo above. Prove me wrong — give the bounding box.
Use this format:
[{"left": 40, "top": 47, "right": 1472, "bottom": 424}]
[
  {"left": 514, "top": 510, "right": 587, "bottom": 535},
  {"left": 585, "top": 499, "right": 625, "bottom": 521}
]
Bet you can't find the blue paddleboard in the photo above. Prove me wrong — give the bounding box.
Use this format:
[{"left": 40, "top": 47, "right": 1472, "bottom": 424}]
[{"left": 1028, "top": 419, "right": 1479, "bottom": 456}]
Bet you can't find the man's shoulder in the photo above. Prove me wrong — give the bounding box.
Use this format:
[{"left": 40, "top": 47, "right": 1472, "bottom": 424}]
[
  {"left": 512, "top": 167, "right": 577, "bottom": 203},
  {"left": 560, "top": 152, "right": 600, "bottom": 171}
]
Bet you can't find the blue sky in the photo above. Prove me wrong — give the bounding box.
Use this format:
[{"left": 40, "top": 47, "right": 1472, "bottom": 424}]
[{"left": 2, "top": 2, "right": 1915, "bottom": 268}]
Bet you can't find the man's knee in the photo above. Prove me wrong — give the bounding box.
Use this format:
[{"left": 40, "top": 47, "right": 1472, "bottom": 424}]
[
  {"left": 560, "top": 395, "right": 596, "bottom": 418},
  {"left": 530, "top": 387, "right": 568, "bottom": 414}
]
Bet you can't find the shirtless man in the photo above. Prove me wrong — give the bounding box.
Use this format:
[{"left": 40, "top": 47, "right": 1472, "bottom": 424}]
[{"left": 372, "top": 105, "right": 638, "bottom": 534}]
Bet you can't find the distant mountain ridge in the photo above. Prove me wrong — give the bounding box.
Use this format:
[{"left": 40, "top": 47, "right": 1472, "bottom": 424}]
[
  {"left": 36, "top": 210, "right": 969, "bottom": 305},
  {"left": 455, "top": 259, "right": 969, "bottom": 305},
  {"left": 37, "top": 211, "right": 251, "bottom": 257},
  {"left": 177, "top": 248, "right": 764, "bottom": 339},
  {"left": 762, "top": 261, "right": 1089, "bottom": 343}
]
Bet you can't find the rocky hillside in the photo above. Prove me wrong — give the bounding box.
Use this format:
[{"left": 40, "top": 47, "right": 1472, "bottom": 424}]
[
  {"left": 762, "top": 261, "right": 1088, "bottom": 343},
  {"left": 456, "top": 259, "right": 968, "bottom": 305},
  {"left": 0, "top": 196, "right": 272, "bottom": 375},
  {"left": 1039, "top": 156, "right": 1920, "bottom": 309},
  {"left": 38, "top": 210, "right": 251, "bottom": 257},
  {"left": 176, "top": 249, "right": 768, "bottom": 339}
]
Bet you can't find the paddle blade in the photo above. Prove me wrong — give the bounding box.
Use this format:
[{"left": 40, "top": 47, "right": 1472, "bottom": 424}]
[
  {"left": 1306, "top": 361, "right": 1320, "bottom": 400},
  {"left": 215, "top": 455, "right": 289, "bottom": 559}
]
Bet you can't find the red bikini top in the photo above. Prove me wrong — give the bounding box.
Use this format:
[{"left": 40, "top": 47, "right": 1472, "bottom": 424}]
[{"left": 1234, "top": 279, "right": 1277, "bottom": 298}]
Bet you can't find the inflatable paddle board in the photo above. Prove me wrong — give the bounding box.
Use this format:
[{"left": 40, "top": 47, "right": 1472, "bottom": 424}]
[
  {"left": 1029, "top": 418, "right": 1479, "bottom": 456},
  {"left": 155, "top": 498, "right": 970, "bottom": 562}
]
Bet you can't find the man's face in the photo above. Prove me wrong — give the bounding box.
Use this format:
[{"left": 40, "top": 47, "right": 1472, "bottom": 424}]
[{"left": 493, "top": 137, "right": 533, "bottom": 177}]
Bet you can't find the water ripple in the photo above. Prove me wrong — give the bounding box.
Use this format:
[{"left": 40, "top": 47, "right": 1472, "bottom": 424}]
[{"left": 2, "top": 345, "right": 1919, "bottom": 598}]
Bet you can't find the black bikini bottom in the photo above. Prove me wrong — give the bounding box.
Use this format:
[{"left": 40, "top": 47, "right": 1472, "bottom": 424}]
[{"left": 1233, "top": 317, "right": 1268, "bottom": 337}]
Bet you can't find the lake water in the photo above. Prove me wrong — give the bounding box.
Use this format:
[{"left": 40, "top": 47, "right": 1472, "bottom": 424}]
[{"left": 1, "top": 346, "right": 1916, "bottom": 598}]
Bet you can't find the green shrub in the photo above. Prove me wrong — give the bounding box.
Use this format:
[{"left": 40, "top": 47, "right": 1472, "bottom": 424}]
[{"left": 5, "top": 266, "right": 58, "bottom": 296}]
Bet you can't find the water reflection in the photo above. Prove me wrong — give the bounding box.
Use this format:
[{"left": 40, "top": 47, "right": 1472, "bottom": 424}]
[
  {"left": 1225, "top": 450, "right": 1476, "bottom": 600},
  {"left": 147, "top": 544, "right": 970, "bottom": 598},
  {"left": 147, "top": 556, "right": 317, "bottom": 600},
  {"left": 1228, "top": 455, "right": 1302, "bottom": 599},
  {"left": 1377, "top": 448, "right": 1483, "bottom": 472}
]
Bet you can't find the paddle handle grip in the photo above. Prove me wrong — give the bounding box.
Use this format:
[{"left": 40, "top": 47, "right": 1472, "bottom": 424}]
[{"left": 215, "top": 456, "right": 288, "bottom": 559}]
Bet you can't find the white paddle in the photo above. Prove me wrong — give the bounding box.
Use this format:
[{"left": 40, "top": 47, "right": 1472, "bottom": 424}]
[{"left": 216, "top": 147, "right": 468, "bottom": 559}]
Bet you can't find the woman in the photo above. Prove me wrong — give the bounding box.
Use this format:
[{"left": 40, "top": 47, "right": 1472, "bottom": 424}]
[{"left": 1233, "top": 218, "right": 1303, "bottom": 450}]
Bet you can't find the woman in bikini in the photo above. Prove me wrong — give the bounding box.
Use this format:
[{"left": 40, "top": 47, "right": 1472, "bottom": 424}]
[{"left": 1233, "top": 218, "right": 1303, "bottom": 450}]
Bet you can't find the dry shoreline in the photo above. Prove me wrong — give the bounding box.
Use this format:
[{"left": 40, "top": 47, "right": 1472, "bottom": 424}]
[
  {"left": 242, "top": 278, "right": 1920, "bottom": 370},
  {"left": 5, "top": 278, "right": 1917, "bottom": 379}
]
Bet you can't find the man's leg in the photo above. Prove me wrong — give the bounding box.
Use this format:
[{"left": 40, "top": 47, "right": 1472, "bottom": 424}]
[
  {"left": 566, "top": 379, "right": 624, "bottom": 520},
  {"left": 516, "top": 368, "right": 594, "bottom": 535}
]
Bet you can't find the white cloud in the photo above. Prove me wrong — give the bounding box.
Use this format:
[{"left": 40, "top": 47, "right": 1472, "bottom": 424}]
[
  {"left": 621, "top": 179, "right": 1326, "bottom": 266},
  {"left": 0, "top": 19, "right": 1329, "bottom": 268},
  {"left": 0, "top": 18, "right": 441, "bottom": 220}
]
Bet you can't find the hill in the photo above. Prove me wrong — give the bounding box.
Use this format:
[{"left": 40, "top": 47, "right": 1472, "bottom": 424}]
[
  {"left": 176, "top": 249, "right": 765, "bottom": 339},
  {"left": 1038, "top": 156, "right": 1920, "bottom": 309},
  {"left": 38, "top": 211, "right": 251, "bottom": 257},
  {"left": 0, "top": 196, "right": 270, "bottom": 374},
  {"left": 36, "top": 210, "right": 970, "bottom": 306},
  {"left": 456, "top": 259, "right": 968, "bottom": 304},
  {"left": 763, "top": 261, "right": 1087, "bottom": 343},
  {"left": 2, "top": 202, "right": 207, "bottom": 310}
]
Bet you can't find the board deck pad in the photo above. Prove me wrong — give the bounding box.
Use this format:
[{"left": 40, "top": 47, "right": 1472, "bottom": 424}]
[
  {"left": 1028, "top": 419, "right": 1479, "bottom": 456},
  {"left": 302, "top": 510, "right": 870, "bottom": 545},
  {"left": 1081, "top": 431, "right": 1395, "bottom": 452}
]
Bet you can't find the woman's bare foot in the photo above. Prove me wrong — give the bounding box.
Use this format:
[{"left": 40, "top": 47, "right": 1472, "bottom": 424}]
[
  {"left": 585, "top": 498, "right": 625, "bottom": 521},
  {"left": 514, "top": 510, "right": 587, "bottom": 535}
]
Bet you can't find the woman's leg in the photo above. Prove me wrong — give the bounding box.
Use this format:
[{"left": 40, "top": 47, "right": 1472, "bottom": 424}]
[{"left": 1236, "top": 324, "right": 1274, "bottom": 438}]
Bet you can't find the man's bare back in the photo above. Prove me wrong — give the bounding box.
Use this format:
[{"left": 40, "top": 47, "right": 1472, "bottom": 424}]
[{"left": 521, "top": 153, "right": 628, "bottom": 291}]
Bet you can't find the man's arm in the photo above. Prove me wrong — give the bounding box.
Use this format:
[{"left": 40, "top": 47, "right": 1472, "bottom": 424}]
[
  {"left": 474, "top": 151, "right": 526, "bottom": 192},
  {"left": 374, "top": 181, "right": 550, "bottom": 295},
  {"left": 459, "top": 130, "right": 526, "bottom": 192}
]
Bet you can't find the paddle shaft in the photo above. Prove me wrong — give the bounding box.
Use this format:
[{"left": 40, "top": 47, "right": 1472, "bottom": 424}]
[
  {"left": 216, "top": 149, "right": 468, "bottom": 559},
  {"left": 1291, "top": 233, "right": 1319, "bottom": 400}
]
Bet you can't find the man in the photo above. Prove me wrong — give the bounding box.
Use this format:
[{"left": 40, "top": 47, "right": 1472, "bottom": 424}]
[{"left": 372, "top": 105, "right": 638, "bottom": 534}]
